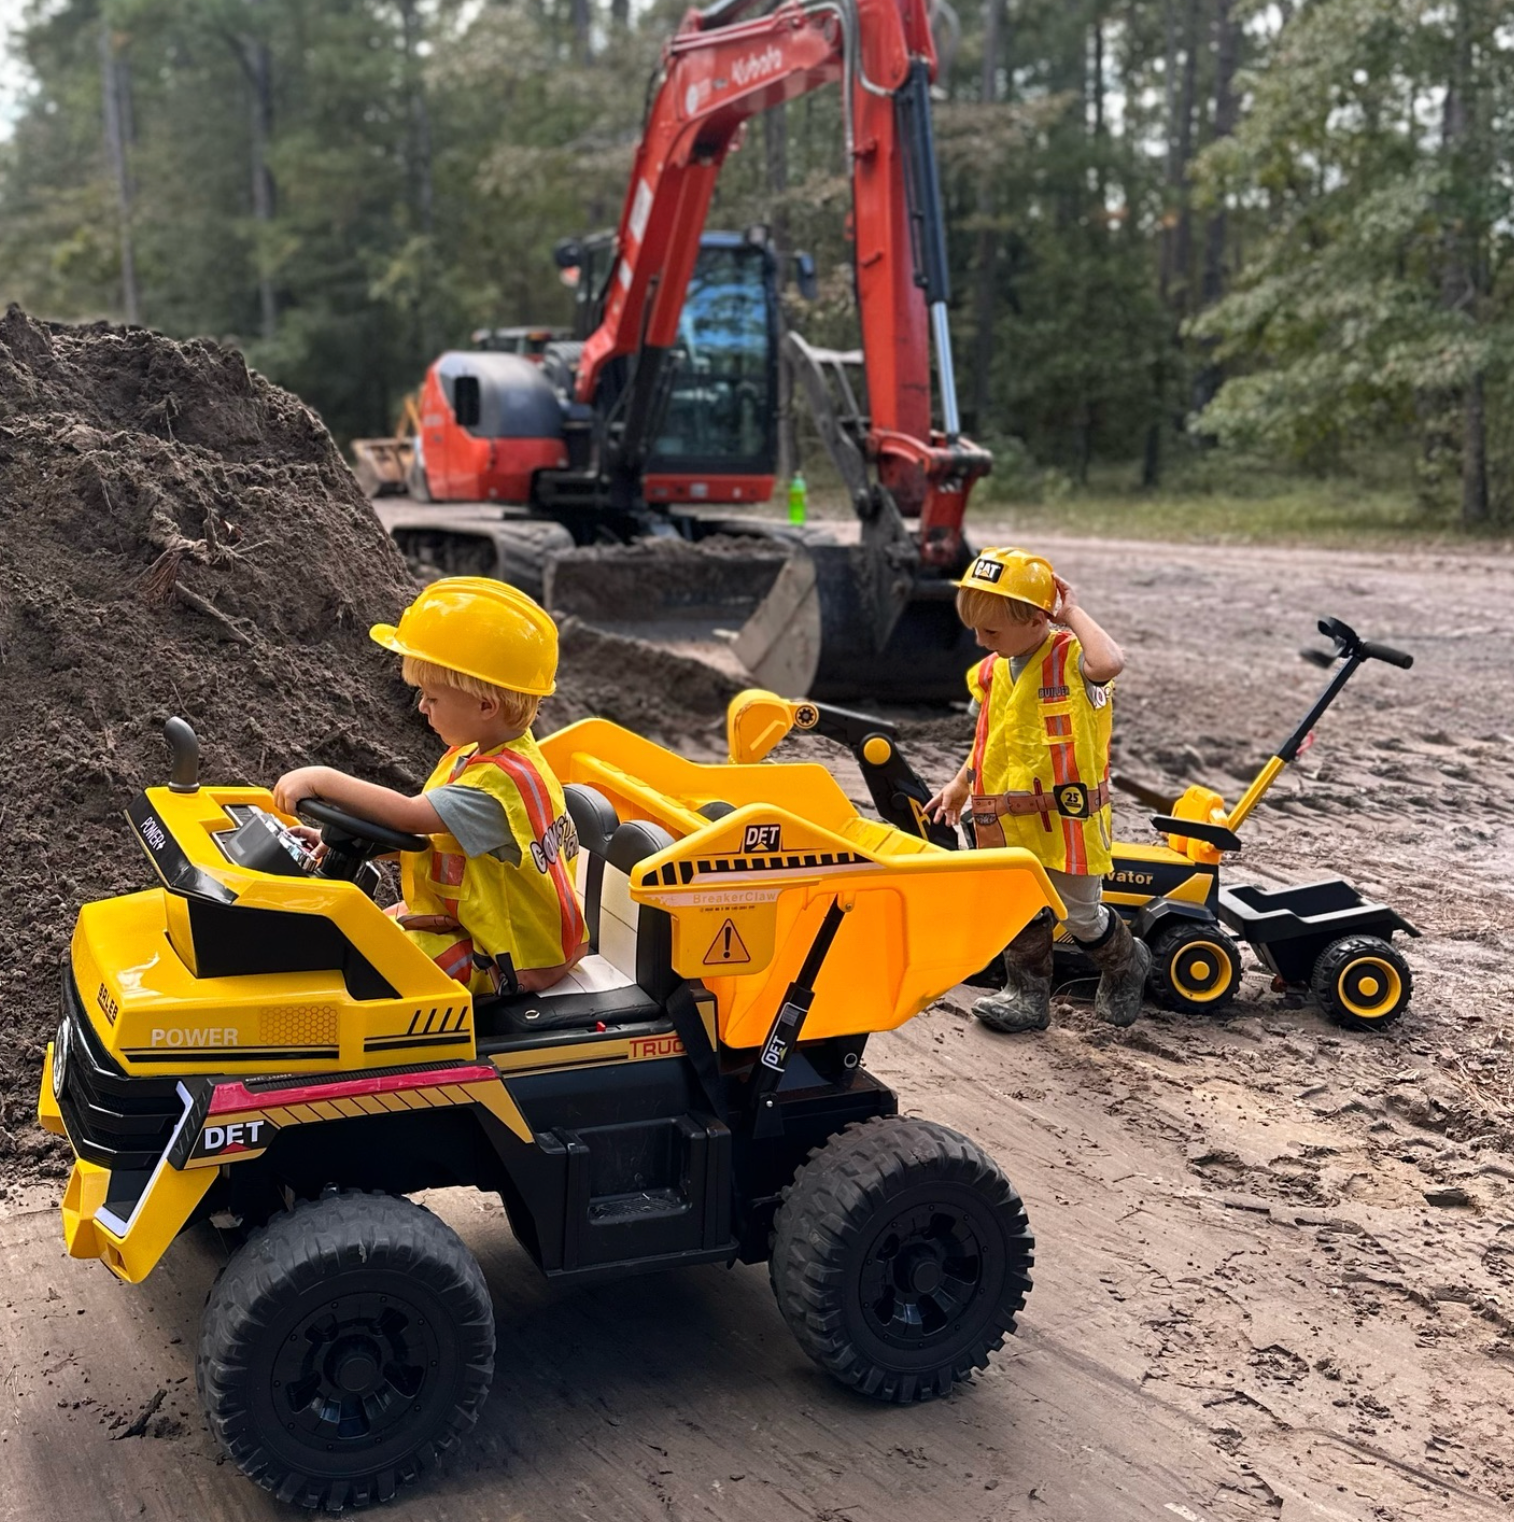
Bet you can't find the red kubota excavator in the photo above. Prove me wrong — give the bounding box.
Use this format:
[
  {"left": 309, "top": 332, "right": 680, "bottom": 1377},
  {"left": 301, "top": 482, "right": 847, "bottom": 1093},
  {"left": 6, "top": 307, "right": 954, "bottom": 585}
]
[{"left": 363, "top": 0, "right": 990, "bottom": 702}]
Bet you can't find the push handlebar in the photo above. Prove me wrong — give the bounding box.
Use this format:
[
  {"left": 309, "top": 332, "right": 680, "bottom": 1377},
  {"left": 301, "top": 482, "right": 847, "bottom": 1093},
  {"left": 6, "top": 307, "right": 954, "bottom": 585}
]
[
  {"left": 1360, "top": 639, "right": 1414, "bottom": 670},
  {"left": 1314, "top": 616, "right": 1414, "bottom": 671}
]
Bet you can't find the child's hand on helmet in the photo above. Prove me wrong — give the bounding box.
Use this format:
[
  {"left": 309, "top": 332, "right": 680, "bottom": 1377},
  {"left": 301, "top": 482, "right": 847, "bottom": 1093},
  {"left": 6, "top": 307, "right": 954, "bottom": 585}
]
[
  {"left": 1052, "top": 574, "right": 1078, "bottom": 622},
  {"left": 926, "top": 769, "right": 972, "bottom": 826}
]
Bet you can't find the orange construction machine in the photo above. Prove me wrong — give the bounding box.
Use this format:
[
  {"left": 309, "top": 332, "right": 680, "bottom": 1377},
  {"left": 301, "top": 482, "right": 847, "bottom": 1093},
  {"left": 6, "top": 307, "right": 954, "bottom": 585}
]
[{"left": 362, "top": 0, "right": 991, "bottom": 702}]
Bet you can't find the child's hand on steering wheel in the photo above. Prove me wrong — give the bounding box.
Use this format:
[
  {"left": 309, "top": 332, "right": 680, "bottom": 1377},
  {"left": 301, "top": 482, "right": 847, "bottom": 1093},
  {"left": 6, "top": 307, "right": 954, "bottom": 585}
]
[{"left": 272, "top": 765, "right": 331, "bottom": 816}]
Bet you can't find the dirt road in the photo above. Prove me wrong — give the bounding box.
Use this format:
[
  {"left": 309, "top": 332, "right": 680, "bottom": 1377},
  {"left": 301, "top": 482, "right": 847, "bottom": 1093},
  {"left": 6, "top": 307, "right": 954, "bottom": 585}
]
[{"left": 3, "top": 535, "right": 1511, "bottom": 1520}]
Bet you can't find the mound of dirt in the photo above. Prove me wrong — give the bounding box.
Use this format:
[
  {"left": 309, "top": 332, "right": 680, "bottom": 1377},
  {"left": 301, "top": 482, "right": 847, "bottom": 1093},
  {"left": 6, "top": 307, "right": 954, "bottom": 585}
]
[
  {"left": 549, "top": 618, "right": 742, "bottom": 736},
  {"left": 0, "top": 308, "right": 718, "bottom": 1187}
]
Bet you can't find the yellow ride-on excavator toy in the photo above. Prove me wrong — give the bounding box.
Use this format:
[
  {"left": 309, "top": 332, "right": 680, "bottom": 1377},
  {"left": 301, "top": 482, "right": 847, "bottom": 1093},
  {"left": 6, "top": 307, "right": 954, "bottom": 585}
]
[
  {"left": 729, "top": 615, "right": 1420, "bottom": 1031},
  {"left": 39, "top": 715, "right": 1061, "bottom": 1510}
]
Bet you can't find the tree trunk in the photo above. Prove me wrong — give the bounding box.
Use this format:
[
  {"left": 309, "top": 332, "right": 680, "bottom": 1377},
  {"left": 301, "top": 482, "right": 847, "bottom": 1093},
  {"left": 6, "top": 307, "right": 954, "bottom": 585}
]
[
  {"left": 99, "top": 21, "right": 140, "bottom": 325},
  {"left": 399, "top": 0, "right": 437, "bottom": 358},
  {"left": 764, "top": 107, "right": 796, "bottom": 481},
  {"left": 931, "top": 0, "right": 962, "bottom": 89},
  {"left": 400, "top": 1, "right": 435, "bottom": 239},
  {"left": 1194, "top": 0, "right": 1239, "bottom": 414},
  {"left": 1441, "top": 0, "right": 1489, "bottom": 524},
  {"left": 1200, "top": 0, "right": 1237, "bottom": 309},
  {"left": 570, "top": 0, "right": 592, "bottom": 65},
  {"left": 969, "top": 0, "right": 1006, "bottom": 435},
  {"left": 1090, "top": 9, "right": 1106, "bottom": 210},
  {"left": 1170, "top": 0, "right": 1200, "bottom": 313},
  {"left": 242, "top": 1, "right": 277, "bottom": 343},
  {"left": 1157, "top": 0, "right": 1178, "bottom": 299},
  {"left": 1463, "top": 372, "right": 1488, "bottom": 523}
]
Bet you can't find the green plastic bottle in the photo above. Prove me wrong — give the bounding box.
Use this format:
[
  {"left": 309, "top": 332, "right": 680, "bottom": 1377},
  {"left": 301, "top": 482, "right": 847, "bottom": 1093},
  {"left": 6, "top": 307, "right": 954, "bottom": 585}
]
[{"left": 787, "top": 471, "right": 808, "bottom": 525}]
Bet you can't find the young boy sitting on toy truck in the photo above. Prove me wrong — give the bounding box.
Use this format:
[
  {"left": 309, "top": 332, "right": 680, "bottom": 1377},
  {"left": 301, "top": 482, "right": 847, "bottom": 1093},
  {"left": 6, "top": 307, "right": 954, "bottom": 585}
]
[
  {"left": 273, "top": 576, "right": 587, "bottom": 996},
  {"left": 926, "top": 548, "right": 1149, "bottom": 1033}
]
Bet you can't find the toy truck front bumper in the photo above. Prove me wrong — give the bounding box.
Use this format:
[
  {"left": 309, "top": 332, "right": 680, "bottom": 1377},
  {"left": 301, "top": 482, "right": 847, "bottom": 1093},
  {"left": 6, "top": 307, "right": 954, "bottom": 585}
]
[{"left": 40, "top": 980, "right": 215, "bottom": 1284}]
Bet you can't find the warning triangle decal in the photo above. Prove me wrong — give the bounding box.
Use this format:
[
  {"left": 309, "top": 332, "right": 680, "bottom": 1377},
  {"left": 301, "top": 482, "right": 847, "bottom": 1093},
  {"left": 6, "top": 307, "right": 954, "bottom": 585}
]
[{"left": 702, "top": 917, "right": 752, "bottom": 967}]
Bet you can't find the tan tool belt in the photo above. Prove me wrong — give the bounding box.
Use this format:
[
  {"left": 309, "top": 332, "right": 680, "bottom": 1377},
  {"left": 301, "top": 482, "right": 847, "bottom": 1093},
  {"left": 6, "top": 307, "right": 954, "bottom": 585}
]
[
  {"left": 971, "top": 778, "right": 1110, "bottom": 823},
  {"left": 396, "top": 913, "right": 466, "bottom": 934}
]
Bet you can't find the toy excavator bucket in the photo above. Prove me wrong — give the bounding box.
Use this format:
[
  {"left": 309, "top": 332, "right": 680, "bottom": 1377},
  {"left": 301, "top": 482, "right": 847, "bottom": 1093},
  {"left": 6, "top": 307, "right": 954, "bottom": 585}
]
[{"left": 733, "top": 540, "right": 976, "bottom": 703}]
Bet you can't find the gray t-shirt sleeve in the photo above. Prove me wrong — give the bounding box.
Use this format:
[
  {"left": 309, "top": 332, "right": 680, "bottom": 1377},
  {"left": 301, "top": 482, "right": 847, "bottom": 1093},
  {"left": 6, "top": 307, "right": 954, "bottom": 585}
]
[
  {"left": 428, "top": 783, "right": 522, "bottom": 864},
  {"left": 1078, "top": 653, "right": 1111, "bottom": 705}
]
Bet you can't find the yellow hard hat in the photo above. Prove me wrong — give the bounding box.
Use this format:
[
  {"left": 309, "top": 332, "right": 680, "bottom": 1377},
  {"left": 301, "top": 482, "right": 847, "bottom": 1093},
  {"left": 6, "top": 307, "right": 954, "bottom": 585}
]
[
  {"left": 370, "top": 576, "right": 558, "bottom": 696},
  {"left": 955, "top": 547, "right": 1056, "bottom": 612}
]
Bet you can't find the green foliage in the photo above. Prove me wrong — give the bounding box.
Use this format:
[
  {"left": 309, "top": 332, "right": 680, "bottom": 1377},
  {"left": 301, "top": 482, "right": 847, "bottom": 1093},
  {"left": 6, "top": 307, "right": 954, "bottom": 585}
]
[
  {"left": 1189, "top": 0, "right": 1514, "bottom": 515},
  {"left": 0, "top": 0, "right": 1506, "bottom": 523}
]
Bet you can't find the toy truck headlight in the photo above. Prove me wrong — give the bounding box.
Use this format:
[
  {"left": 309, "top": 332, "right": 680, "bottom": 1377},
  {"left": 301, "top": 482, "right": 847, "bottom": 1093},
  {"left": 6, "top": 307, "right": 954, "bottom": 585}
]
[{"left": 52, "top": 1015, "right": 71, "bottom": 1103}]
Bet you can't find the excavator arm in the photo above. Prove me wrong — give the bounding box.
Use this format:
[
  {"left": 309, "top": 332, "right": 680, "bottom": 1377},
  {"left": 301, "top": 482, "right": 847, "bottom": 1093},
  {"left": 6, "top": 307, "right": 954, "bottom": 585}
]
[{"left": 577, "top": 0, "right": 989, "bottom": 569}]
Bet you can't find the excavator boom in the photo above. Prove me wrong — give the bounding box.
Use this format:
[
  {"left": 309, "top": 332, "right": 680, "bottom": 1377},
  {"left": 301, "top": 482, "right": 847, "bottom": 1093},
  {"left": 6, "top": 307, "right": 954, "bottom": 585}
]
[{"left": 576, "top": 0, "right": 988, "bottom": 568}]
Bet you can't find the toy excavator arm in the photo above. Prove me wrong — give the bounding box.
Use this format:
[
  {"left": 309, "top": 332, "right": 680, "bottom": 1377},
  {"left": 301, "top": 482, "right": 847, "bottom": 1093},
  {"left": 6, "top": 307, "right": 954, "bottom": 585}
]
[
  {"left": 726, "top": 688, "right": 958, "bottom": 847},
  {"left": 575, "top": 0, "right": 986, "bottom": 561}
]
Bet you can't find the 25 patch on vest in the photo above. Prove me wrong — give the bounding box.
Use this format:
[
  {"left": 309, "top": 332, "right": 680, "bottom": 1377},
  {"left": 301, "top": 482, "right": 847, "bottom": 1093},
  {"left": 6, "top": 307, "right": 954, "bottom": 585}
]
[{"left": 1055, "top": 782, "right": 1091, "bottom": 819}]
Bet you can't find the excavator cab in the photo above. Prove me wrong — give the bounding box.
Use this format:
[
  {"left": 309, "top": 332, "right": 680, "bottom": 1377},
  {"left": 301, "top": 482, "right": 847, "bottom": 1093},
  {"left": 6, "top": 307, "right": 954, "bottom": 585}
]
[{"left": 557, "top": 229, "right": 781, "bottom": 510}]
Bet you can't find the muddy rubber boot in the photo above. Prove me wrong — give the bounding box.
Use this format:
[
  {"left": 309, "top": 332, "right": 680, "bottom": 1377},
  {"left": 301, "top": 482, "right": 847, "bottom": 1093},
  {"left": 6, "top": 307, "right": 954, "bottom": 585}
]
[
  {"left": 1078, "top": 912, "right": 1152, "bottom": 1028},
  {"left": 972, "top": 910, "right": 1054, "bottom": 1034}
]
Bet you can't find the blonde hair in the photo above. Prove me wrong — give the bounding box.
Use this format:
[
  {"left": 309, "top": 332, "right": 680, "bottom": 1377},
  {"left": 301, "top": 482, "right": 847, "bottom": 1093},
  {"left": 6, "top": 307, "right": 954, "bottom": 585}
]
[
  {"left": 956, "top": 586, "right": 1045, "bottom": 629},
  {"left": 401, "top": 654, "right": 541, "bottom": 737}
]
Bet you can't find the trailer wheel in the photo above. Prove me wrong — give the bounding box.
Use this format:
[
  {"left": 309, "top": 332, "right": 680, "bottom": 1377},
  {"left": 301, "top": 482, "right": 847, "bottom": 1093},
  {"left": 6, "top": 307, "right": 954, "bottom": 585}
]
[
  {"left": 1311, "top": 934, "right": 1412, "bottom": 1031},
  {"left": 1146, "top": 921, "right": 1242, "bottom": 1014},
  {"left": 197, "top": 1192, "right": 494, "bottom": 1511},
  {"left": 769, "top": 1117, "right": 1033, "bottom": 1403}
]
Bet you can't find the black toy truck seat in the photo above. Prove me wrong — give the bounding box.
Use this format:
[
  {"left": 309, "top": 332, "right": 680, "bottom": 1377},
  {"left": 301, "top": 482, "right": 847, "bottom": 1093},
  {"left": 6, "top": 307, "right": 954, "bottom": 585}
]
[{"left": 475, "top": 787, "right": 678, "bottom": 1038}]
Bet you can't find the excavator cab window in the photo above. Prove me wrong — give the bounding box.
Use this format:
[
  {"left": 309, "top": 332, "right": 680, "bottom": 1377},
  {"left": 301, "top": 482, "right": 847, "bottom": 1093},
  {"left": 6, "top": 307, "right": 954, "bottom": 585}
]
[
  {"left": 651, "top": 241, "right": 777, "bottom": 474},
  {"left": 452, "top": 375, "right": 481, "bottom": 429}
]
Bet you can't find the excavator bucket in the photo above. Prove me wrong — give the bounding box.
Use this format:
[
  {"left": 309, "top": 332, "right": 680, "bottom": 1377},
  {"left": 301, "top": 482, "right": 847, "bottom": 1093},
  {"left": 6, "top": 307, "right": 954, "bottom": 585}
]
[
  {"left": 350, "top": 436, "right": 415, "bottom": 498},
  {"left": 730, "top": 334, "right": 980, "bottom": 704},
  {"left": 733, "top": 540, "right": 977, "bottom": 703}
]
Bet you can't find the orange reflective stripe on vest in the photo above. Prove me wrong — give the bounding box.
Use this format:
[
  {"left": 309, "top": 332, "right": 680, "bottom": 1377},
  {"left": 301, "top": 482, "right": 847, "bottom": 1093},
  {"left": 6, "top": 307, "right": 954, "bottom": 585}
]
[
  {"left": 459, "top": 745, "right": 586, "bottom": 966},
  {"left": 1039, "top": 636, "right": 1088, "bottom": 873},
  {"left": 968, "top": 654, "right": 996, "bottom": 788},
  {"left": 400, "top": 732, "right": 588, "bottom": 979}
]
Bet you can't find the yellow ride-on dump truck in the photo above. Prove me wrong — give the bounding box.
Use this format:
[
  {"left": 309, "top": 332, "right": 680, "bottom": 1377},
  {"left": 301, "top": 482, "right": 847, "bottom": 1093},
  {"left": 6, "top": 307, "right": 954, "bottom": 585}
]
[{"left": 40, "top": 716, "right": 1060, "bottom": 1510}]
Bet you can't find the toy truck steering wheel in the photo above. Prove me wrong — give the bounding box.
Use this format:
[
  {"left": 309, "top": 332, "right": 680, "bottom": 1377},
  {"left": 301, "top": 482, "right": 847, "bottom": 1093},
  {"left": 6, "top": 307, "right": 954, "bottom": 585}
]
[{"left": 295, "top": 797, "right": 430, "bottom": 855}]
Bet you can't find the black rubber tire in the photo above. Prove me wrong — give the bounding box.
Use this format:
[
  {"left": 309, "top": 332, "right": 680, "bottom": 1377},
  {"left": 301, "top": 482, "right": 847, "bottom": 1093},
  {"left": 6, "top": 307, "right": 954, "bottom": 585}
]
[
  {"left": 1146, "top": 920, "right": 1243, "bottom": 1014},
  {"left": 196, "top": 1192, "right": 494, "bottom": 1512},
  {"left": 769, "top": 1117, "right": 1033, "bottom": 1403},
  {"left": 1310, "top": 934, "right": 1412, "bottom": 1031}
]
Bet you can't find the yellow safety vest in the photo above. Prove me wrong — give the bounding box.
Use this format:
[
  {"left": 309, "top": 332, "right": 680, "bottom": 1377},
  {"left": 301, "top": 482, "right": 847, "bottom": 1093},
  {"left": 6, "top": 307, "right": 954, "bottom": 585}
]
[
  {"left": 401, "top": 733, "right": 587, "bottom": 990},
  {"left": 966, "top": 632, "right": 1114, "bottom": 876}
]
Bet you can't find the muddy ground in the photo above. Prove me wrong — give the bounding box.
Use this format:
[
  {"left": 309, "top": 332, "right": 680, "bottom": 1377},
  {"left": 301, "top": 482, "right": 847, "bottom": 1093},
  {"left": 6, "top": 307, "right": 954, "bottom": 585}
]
[{"left": 2, "top": 531, "right": 1511, "bottom": 1520}]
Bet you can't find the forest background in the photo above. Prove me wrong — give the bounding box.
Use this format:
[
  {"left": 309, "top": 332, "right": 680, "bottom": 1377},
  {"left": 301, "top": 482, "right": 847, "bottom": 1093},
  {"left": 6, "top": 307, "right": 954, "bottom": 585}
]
[{"left": 0, "top": 0, "right": 1510, "bottom": 532}]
